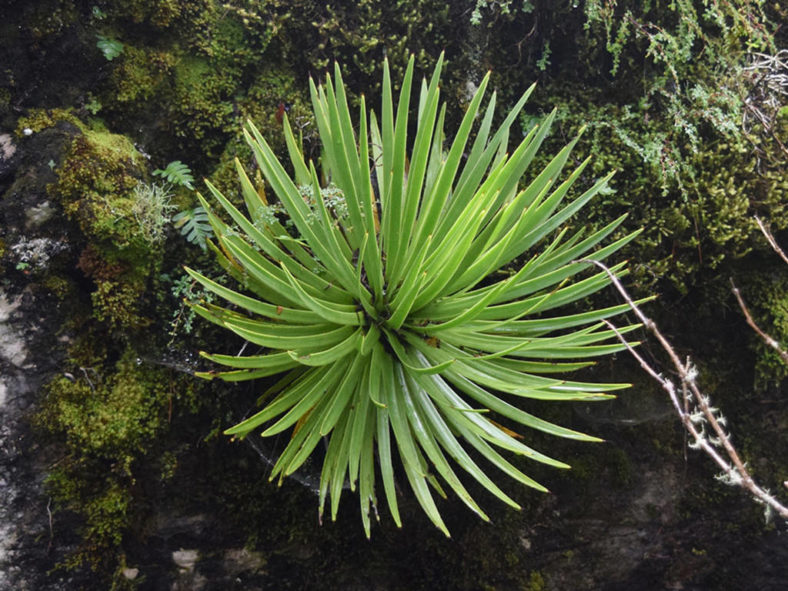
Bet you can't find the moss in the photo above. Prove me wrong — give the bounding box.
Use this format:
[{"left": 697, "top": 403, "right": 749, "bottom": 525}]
[
  {"left": 734, "top": 271, "right": 788, "bottom": 389},
  {"left": 187, "top": 2, "right": 274, "bottom": 71},
  {"left": 0, "top": 87, "right": 11, "bottom": 117},
  {"left": 169, "top": 56, "right": 236, "bottom": 162},
  {"left": 36, "top": 349, "right": 172, "bottom": 572},
  {"left": 47, "top": 469, "right": 133, "bottom": 564},
  {"left": 270, "top": 0, "right": 456, "bottom": 101},
  {"left": 107, "top": 0, "right": 182, "bottom": 29},
  {"left": 16, "top": 108, "right": 84, "bottom": 135},
  {"left": 21, "top": 111, "right": 169, "bottom": 333},
  {"left": 109, "top": 45, "right": 176, "bottom": 105},
  {"left": 567, "top": 444, "right": 634, "bottom": 492},
  {"left": 523, "top": 84, "right": 787, "bottom": 300},
  {"left": 51, "top": 123, "right": 152, "bottom": 261},
  {"left": 208, "top": 64, "right": 313, "bottom": 197},
  {"left": 26, "top": 0, "right": 78, "bottom": 39},
  {"left": 40, "top": 350, "right": 169, "bottom": 460},
  {"left": 524, "top": 571, "right": 546, "bottom": 591},
  {"left": 42, "top": 274, "right": 76, "bottom": 301},
  {"left": 77, "top": 246, "right": 150, "bottom": 332},
  {"left": 86, "top": 2, "right": 282, "bottom": 170},
  {"left": 240, "top": 65, "right": 312, "bottom": 144}
]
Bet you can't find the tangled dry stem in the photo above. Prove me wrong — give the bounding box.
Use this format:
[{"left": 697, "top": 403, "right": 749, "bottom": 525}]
[
  {"left": 743, "top": 50, "right": 788, "bottom": 158},
  {"left": 579, "top": 258, "right": 788, "bottom": 521}
]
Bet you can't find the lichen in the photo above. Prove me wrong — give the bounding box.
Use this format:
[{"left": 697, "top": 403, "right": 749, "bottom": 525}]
[{"left": 9, "top": 236, "right": 68, "bottom": 272}]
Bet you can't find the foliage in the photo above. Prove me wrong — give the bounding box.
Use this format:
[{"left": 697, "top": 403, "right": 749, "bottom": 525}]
[
  {"left": 471, "top": 0, "right": 534, "bottom": 26},
  {"left": 153, "top": 159, "right": 195, "bottom": 189},
  {"left": 189, "top": 56, "right": 642, "bottom": 536},
  {"left": 96, "top": 35, "right": 124, "bottom": 61},
  {"left": 580, "top": 0, "right": 778, "bottom": 193},
  {"left": 165, "top": 272, "right": 215, "bottom": 338},
  {"left": 172, "top": 205, "right": 212, "bottom": 249},
  {"left": 2, "top": 0, "right": 784, "bottom": 585},
  {"left": 530, "top": 89, "right": 788, "bottom": 293}
]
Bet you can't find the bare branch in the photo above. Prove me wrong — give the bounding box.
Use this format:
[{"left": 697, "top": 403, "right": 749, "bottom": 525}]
[
  {"left": 730, "top": 278, "right": 788, "bottom": 365},
  {"left": 579, "top": 258, "right": 788, "bottom": 521},
  {"left": 755, "top": 216, "right": 788, "bottom": 266},
  {"left": 46, "top": 496, "right": 54, "bottom": 553}
]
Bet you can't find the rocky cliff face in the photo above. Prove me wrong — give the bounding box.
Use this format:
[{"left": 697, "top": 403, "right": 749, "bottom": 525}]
[
  {"left": 0, "top": 2, "right": 786, "bottom": 589},
  {"left": 0, "top": 130, "right": 73, "bottom": 589}
]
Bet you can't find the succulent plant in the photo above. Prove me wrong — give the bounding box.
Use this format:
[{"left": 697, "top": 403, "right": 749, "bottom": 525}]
[{"left": 187, "top": 54, "right": 642, "bottom": 536}]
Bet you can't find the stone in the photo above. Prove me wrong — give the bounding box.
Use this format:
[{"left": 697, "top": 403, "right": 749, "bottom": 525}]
[
  {"left": 223, "top": 548, "right": 266, "bottom": 576},
  {"left": 0, "top": 292, "right": 26, "bottom": 367},
  {"left": 172, "top": 549, "right": 199, "bottom": 571},
  {"left": 24, "top": 201, "right": 55, "bottom": 230},
  {"left": 0, "top": 133, "right": 16, "bottom": 181}
]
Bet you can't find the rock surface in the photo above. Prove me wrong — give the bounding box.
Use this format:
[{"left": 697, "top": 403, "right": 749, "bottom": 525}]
[{"left": 0, "top": 5, "right": 786, "bottom": 590}]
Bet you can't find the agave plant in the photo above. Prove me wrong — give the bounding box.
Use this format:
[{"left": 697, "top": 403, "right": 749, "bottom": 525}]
[{"left": 187, "top": 55, "right": 643, "bottom": 537}]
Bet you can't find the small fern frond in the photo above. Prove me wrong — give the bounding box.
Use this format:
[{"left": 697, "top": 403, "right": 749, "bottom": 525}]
[
  {"left": 154, "top": 161, "right": 195, "bottom": 189},
  {"left": 172, "top": 206, "right": 212, "bottom": 249}
]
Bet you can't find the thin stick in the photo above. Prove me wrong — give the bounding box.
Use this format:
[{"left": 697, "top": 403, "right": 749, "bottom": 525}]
[
  {"left": 730, "top": 278, "right": 788, "bottom": 365},
  {"left": 580, "top": 258, "right": 788, "bottom": 520},
  {"left": 46, "top": 496, "right": 54, "bottom": 552},
  {"left": 755, "top": 216, "right": 788, "bottom": 266}
]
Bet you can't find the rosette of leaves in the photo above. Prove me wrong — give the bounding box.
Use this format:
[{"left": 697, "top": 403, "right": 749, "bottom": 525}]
[{"left": 187, "top": 55, "right": 643, "bottom": 537}]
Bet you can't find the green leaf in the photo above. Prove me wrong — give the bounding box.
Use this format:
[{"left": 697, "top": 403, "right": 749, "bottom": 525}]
[{"left": 96, "top": 35, "right": 123, "bottom": 60}]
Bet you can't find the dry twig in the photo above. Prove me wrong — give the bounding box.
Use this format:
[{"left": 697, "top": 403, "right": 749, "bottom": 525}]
[
  {"left": 46, "top": 496, "right": 54, "bottom": 552},
  {"left": 730, "top": 278, "right": 788, "bottom": 365},
  {"left": 755, "top": 216, "right": 788, "bottom": 266},
  {"left": 742, "top": 50, "right": 788, "bottom": 158},
  {"left": 580, "top": 258, "right": 788, "bottom": 521}
]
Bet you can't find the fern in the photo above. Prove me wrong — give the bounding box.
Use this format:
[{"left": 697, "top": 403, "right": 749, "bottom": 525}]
[
  {"left": 172, "top": 206, "right": 212, "bottom": 249},
  {"left": 153, "top": 161, "right": 195, "bottom": 190}
]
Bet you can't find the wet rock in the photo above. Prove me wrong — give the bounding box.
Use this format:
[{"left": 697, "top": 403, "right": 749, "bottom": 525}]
[
  {"left": 24, "top": 200, "right": 55, "bottom": 230},
  {"left": 172, "top": 548, "right": 199, "bottom": 570},
  {"left": 0, "top": 293, "right": 26, "bottom": 367},
  {"left": 223, "top": 548, "right": 266, "bottom": 576},
  {"left": 0, "top": 282, "right": 71, "bottom": 589},
  {"left": 0, "top": 122, "right": 80, "bottom": 588},
  {"left": 171, "top": 549, "right": 206, "bottom": 591}
]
